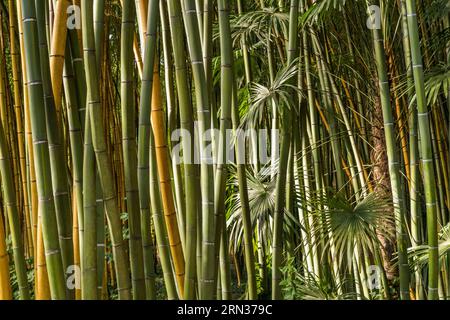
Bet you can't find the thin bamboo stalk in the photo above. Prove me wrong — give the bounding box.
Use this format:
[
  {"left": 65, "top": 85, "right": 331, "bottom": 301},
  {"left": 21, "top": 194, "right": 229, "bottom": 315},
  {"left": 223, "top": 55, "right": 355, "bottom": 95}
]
[
  {"left": 272, "top": 0, "right": 298, "bottom": 300},
  {"left": 181, "top": 0, "right": 216, "bottom": 300},
  {"left": 120, "top": 0, "right": 146, "bottom": 299},
  {"left": 0, "top": 210, "right": 12, "bottom": 300}
]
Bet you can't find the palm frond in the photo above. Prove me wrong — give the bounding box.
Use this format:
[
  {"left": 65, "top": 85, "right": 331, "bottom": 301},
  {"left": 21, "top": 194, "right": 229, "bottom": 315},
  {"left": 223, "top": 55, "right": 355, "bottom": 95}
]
[
  {"left": 241, "top": 60, "right": 299, "bottom": 128},
  {"left": 408, "top": 223, "right": 450, "bottom": 270},
  {"left": 305, "top": 191, "right": 395, "bottom": 269}
]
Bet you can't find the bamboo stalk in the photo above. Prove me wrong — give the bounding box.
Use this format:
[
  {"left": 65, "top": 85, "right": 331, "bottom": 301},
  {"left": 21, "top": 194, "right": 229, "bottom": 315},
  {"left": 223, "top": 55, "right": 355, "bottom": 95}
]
[
  {"left": 120, "top": 0, "right": 146, "bottom": 299},
  {"left": 21, "top": 0, "right": 66, "bottom": 299},
  {"left": 370, "top": 1, "right": 410, "bottom": 298},
  {"left": 81, "top": 0, "right": 131, "bottom": 300},
  {"left": 0, "top": 209, "right": 12, "bottom": 300},
  {"left": 405, "top": 0, "right": 439, "bottom": 300}
]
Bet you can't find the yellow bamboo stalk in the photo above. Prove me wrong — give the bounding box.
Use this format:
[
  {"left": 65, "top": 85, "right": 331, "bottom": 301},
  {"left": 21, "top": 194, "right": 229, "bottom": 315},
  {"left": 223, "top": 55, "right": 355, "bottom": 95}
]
[
  {"left": 134, "top": 0, "right": 148, "bottom": 77},
  {"left": 26, "top": 108, "right": 38, "bottom": 256},
  {"left": 50, "top": 0, "right": 70, "bottom": 122},
  {"left": 341, "top": 79, "right": 363, "bottom": 133},
  {"left": 0, "top": 210, "right": 12, "bottom": 300},
  {"left": 151, "top": 67, "right": 185, "bottom": 296},
  {"left": 35, "top": 216, "right": 51, "bottom": 300},
  {"left": 134, "top": 36, "right": 143, "bottom": 79},
  {"left": 135, "top": 0, "right": 148, "bottom": 49},
  {"left": 314, "top": 99, "right": 330, "bottom": 132}
]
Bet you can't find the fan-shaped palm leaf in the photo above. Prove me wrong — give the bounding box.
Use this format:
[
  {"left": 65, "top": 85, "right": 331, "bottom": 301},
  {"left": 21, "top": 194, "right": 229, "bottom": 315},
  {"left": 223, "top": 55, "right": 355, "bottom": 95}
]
[
  {"left": 306, "top": 191, "right": 395, "bottom": 269},
  {"left": 226, "top": 164, "right": 300, "bottom": 256}
]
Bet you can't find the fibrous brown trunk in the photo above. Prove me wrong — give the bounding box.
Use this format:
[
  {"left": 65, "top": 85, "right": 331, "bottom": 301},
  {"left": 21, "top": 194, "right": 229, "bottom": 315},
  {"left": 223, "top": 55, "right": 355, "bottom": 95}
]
[{"left": 371, "top": 87, "right": 397, "bottom": 281}]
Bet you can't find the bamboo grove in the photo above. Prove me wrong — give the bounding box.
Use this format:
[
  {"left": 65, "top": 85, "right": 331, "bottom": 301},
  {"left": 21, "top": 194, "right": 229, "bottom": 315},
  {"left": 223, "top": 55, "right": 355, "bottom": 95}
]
[{"left": 0, "top": 0, "right": 448, "bottom": 301}]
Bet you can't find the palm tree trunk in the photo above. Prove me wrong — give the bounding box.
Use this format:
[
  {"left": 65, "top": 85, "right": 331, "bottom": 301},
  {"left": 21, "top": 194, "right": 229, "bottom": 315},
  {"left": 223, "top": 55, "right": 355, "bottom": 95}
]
[{"left": 370, "top": 0, "right": 410, "bottom": 299}]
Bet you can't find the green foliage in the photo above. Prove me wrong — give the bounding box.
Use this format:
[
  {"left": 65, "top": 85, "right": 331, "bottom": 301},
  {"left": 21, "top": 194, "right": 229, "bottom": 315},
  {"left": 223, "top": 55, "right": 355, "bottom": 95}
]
[
  {"left": 408, "top": 223, "right": 450, "bottom": 269},
  {"left": 242, "top": 60, "right": 299, "bottom": 128},
  {"left": 301, "top": 0, "right": 348, "bottom": 26},
  {"left": 280, "top": 257, "right": 347, "bottom": 300},
  {"left": 229, "top": 8, "right": 289, "bottom": 48}
]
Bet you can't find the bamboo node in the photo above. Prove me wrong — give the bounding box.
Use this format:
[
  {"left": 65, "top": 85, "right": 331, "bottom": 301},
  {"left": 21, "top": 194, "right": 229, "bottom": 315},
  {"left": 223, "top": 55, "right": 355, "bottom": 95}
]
[{"left": 45, "top": 249, "right": 61, "bottom": 256}]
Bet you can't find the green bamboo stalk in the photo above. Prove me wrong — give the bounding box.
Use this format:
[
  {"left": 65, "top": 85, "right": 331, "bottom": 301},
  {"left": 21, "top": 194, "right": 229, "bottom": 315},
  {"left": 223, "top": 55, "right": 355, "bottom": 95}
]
[
  {"left": 181, "top": 0, "right": 215, "bottom": 300},
  {"left": 217, "top": 0, "right": 257, "bottom": 300},
  {"left": 35, "top": 2, "right": 75, "bottom": 299},
  {"left": 405, "top": 0, "right": 439, "bottom": 300},
  {"left": 81, "top": 0, "right": 132, "bottom": 299},
  {"left": 236, "top": 0, "right": 252, "bottom": 84},
  {"left": 92, "top": 0, "right": 105, "bottom": 299},
  {"left": 212, "top": 0, "right": 234, "bottom": 300},
  {"left": 399, "top": 0, "right": 423, "bottom": 298},
  {"left": 67, "top": 27, "right": 86, "bottom": 132},
  {"left": 136, "top": 0, "right": 164, "bottom": 299},
  {"left": 82, "top": 115, "right": 97, "bottom": 299},
  {"left": 63, "top": 41, "right": 84, "bottom": 262},
  {"left": 159, "top": 0, "right": 186, "bottom": 252},
  {"left": 166, "top": 0, "right": 199, "bottom": 299},
  {"left": 272, "top": 0, "right": 298, "bottom": 300},
  {"left": 95, "top": 177, "right": 105, "bottom": 298},
  {"left": 0, "top": 93, "right": 30, "bottom": 300},
  {"left": 313, "top": 45, "right": 345, "bottom": 190},
  {"left": 20, "top": 0, "right": 66, "bottom": 299},
  {"left": 219, "top": 219, "right": 231, "bottom": 299},
  {"left": 8, "top": 0, "right": 31, "bottom": 259},
  {"left": 120, "top": 0, "right": 146, "bottom": 299}
]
